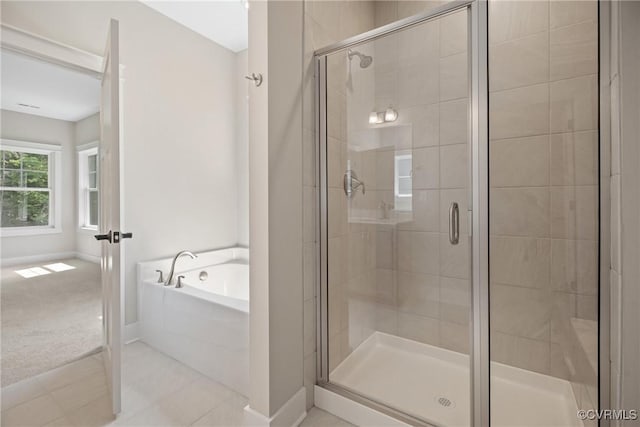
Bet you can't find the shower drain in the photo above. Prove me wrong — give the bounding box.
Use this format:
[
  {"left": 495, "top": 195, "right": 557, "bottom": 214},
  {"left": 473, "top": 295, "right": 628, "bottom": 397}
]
[{"left": 435, "top": 396, "right": 455, "bottom": 408}]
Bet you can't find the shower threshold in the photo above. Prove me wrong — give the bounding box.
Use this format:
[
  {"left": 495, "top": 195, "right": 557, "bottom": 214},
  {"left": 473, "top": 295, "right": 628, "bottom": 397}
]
[{"left": 329, "top": 332, "right": 582, "bottom": 427}]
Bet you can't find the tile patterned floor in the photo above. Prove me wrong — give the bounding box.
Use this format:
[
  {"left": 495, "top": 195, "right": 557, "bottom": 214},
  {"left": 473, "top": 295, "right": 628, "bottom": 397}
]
[{"left": 1, "top": 342, "right": 352, "bottom": 427}]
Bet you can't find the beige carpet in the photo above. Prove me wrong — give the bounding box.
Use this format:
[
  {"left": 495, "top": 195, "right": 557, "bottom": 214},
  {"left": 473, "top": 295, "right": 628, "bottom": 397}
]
[{"left": 1, "top": 258, "right": 102, "bottom": 386}]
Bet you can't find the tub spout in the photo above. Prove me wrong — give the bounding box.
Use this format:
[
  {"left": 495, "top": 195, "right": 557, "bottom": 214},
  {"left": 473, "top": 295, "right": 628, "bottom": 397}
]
[{"left": 165, "top": 250, "right": 198, "bottom": 286}]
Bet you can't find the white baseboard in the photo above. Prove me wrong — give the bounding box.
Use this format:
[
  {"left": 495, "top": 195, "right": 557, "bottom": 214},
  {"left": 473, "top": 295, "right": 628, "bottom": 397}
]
[
  {"left": 124, "top": 322, "right": 140, "bottom": 344},
  {"left": 1, "top": 251, "right": 77, "bottom": 267},
  {"left": 75, "top": 252, "right": 100, "bottom": 264},
  {"left": 244, "top": 387, "right": 307, "bottom": 427},
  {"left": 1, "top": 251, "right": 100, "bottom": 267},
  {"left": 314, "top": 385, "right": 408, "bottom": 427}
]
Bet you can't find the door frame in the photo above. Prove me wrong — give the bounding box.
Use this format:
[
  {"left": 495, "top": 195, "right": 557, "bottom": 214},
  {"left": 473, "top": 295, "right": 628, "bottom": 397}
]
[
  {"left": 314, "top": 1, "right": 489, "bottom": 425},
  {"left": 1, "top": 22, "right": 126, "bottom": 415}
]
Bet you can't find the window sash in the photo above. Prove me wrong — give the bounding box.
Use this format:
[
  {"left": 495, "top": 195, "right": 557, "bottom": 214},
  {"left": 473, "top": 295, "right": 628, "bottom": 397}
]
[
  {"left": 77, "top": 145, "right": 99, "bottom": 230},
  {"left": 1, "top": 144, "right": 55, "bottom": 230}
]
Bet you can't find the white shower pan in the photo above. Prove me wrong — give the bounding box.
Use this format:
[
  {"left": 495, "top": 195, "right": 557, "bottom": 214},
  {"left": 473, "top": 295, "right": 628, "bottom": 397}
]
[{"left": 326, "top": 332, "right": 582, "bottom": 427}]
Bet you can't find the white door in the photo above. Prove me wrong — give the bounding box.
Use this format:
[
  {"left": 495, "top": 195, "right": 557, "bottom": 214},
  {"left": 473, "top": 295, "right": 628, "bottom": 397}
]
[{"left": 95, "top": 18, "right": 125, "bottom": 416}]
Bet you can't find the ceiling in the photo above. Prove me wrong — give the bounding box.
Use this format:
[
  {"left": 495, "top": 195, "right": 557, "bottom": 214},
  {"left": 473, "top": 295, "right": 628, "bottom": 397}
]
[
  {"left": 1, "top": 50, "right": 100, "bottom": 122},
  {"left": 141, "top": 0, "right": 248, "bottom": 52}
]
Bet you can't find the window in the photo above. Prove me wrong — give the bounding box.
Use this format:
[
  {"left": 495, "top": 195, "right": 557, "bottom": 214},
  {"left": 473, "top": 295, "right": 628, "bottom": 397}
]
[
  {"left": 78, "top": 145, "right": 99, "bottom": 230},
  {"left": 394, "top": 153, "right": 412, "bottom": 211},
  {"left": 0, "top": 140, "right": 61, "bottom": 235}
]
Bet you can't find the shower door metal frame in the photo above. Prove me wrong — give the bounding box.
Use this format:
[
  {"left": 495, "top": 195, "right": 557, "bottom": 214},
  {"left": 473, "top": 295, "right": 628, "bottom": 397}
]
[{"left": 315, "top": 1, "right": 489, "bottom": 425}]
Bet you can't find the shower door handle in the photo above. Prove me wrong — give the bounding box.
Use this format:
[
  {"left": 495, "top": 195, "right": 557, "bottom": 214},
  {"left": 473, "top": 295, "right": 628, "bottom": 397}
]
[
  {"left": 344, "top": 169, "right": 365, "bottom": 198},
  {"left": 449, "top": 202, "right": 459, "bottom": 245}
]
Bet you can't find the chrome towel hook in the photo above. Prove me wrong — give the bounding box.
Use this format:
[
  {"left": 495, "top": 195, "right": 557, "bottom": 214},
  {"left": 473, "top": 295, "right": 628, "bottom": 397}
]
[{"left": 245, "top": 73, "right": 263, "bottom": 87}]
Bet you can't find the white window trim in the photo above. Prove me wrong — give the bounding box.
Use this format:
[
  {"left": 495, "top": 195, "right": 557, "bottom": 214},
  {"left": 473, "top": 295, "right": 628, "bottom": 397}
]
[
  {"left": 77, "top": 141, "right": 99, "bottom": 231},
  {"left": 394, "top": 152, "right": 413, "bottom": 212},
  {"left": 0, "top": 138, "right": 62, "bottom": 237}
]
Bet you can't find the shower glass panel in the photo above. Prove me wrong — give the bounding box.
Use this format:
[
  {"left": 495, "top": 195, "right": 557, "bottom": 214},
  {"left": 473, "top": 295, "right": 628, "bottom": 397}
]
[
  {"left": 487, "top": 1, "right": 600, "bottom": 426},
  {"left": 321, "top": 7, "right": 471, "bottom": 426}
]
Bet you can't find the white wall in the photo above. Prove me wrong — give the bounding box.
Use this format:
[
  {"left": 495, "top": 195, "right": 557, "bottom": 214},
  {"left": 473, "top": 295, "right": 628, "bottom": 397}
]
[
  {"left": 74, "top": 112, "right": 101, "bottom": 261},
  {"left": 236, "top": 49, "right": 249, "bottom": 247},
  {"left": 1, "top": 1, "right": 242, "bottom": 324},
  {"left": 0, "top": 109, "right": 76, "bottom": 261},
  {"left": 248, "top": 0, "right": 304, "bottom": 419}
]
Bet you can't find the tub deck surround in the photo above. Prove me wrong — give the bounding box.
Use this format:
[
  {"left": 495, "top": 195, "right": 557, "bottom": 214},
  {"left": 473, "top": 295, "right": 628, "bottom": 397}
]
[{"left": 137, "top": 247, "right": 249, "bottom": 396}]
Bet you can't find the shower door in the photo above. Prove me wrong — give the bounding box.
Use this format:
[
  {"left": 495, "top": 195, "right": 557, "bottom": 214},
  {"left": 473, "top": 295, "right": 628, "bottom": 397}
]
[{"left": 316, "top": 2, "right": 487, "bottom": 426}]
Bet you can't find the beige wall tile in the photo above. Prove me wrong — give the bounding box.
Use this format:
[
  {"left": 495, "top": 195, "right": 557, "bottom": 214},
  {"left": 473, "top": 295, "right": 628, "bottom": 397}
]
[
  {"left": 374, "top": 69, "right": 398, "bottom": 109},
  {"left": 304, "top": 298, "right": 316, "bottom": 357},
  {"left": 491, "top": 332, "right": 550, "bottom": 375},
  {"left": 550, "top": 74, "right": 598, "bottom": 133},
  {"left": 491, "top": 284, "right": 552, "bottom": 340},
  {"left": 397, "top": 231, "right": 440, "bottom": 275},
  {"left": 550, "top": 342, "right": 571, "bottom": 380},
  {"left": 490, "top": 83, "right": 549, "bottom": 140},
  {"left": 398, "top": 60, "right": 439, "bottom": 108},
  {"left": 550, "top": 239, "right": 598, "bottom": 295},
  {"left": 490, "top": 32, "right": 549, "bottom": 92},
  {"left": 375, "top": 268, "right": 397, "bottom": 305},
  {"left": 374, "top": 1, "right": 398, "bottom": 28},
  {"left": 440, "top": 321, "right": 470, "bottom": 354},
  {"left": 339, "top": 0, "right": 376, "bottom": 40},
  {"left": 490, "top": 135, "right": 550, "bottom": 187},
  {"left": 303, "top": 353, "right": 316, "bottom": 410},
  {"left": 439, "top": 98, "right": 468, "bottom": 146},
  {"left": 303, "top": 129, "right": 315, "bottom": 187},
  {"left": 397, "top": 312, "right": 440, "bottom": 346},
  {"left": 375, "top": 229, "right": 394, "bottom": 270},
  {"left": 397, "top": 189, "right": 440, "bottom": 232},
  {"left": 490, "top": 187, "right": 550, "bottom": 237},
  {"left": 397, "top": 1, "right": 443, "bottom": 20},
  {"left": 399, "top": 104, "right": 439, "bottom": 148},
  {"left": 328, "top": 236, "right": 346, "bottom": 288},
  {"left": 303, "top": 243, "right": 316, "bottom": 301},
  {"left": 439, "top": 52, "right": 468, "bottom": 101},
  {"left": 440, "top": 143, "right": 468, "bottom": 189},
  {"left": 577, "top": 295, "right": 598, "bottom": 321},
  {"left": 550, "top": 0, "right": 597, "bottom": 29},
  {"left": 397, "top": 17, "right": 439, "bottom": 64},
  {"left": 397, "top": 271, "right": 440, "bottom": 317},
  {"left": 412, "top": 146, "right": 440, "bottom": 189},
  {"left": 550, "top": 131, "right": 598, "bottom": 186},
  {"left": 375, "top": 149, "right": 395, "bottom": 191},
  {"left": 489, "top": 0, "right": 549, "bottom": 45},
  {"left": 440, "top": 9, "right": 468, "bottom": 57},
  {"left": 327, "top": 90, "right": 346, "bottom": 140},
  {"left": 439, "top": 233, "right": 470, "bottom": 279},
  {"left": 550, "top": 185, "right": 598, "bottom": 240},
  {"left": 327, "top": 188, "right": 345, "bottom": 238},
  {"left": 490, "top": 237, "right": 550, "bottom": 288},
  {"left": 550, "top": 20, "right": 598, "bottom": 81},
  {"left": 327, "top": 137, "right": 344, "bottom": 189},
  {"left": 440, "top": 276, "right": 470, "bottom": 325}
]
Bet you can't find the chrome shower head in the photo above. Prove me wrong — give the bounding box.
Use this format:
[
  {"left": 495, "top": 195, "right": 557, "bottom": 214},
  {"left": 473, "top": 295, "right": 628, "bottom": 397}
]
[{"left": 348, "top": 49, "right": 373, "bottom": 68}]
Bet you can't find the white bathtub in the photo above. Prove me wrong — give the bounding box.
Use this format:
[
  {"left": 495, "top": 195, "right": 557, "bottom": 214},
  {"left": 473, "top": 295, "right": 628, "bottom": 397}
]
[{"left": 138, "top": 247, "right": 249, "bottom": 396}]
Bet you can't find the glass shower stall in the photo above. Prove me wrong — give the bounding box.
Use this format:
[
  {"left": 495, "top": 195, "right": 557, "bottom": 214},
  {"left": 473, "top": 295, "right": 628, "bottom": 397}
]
[{"left": 315, "top": 1, "right": 602, "bottom": 425}]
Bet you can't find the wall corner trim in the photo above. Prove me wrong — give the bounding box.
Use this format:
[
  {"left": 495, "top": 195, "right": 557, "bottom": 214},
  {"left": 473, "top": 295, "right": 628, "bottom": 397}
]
[
  {"left": 244, "top": 387, "right": 307, "bottom": 427},
  {"left": 123, "top": 321, "right": 140, "bottom": 345}
]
